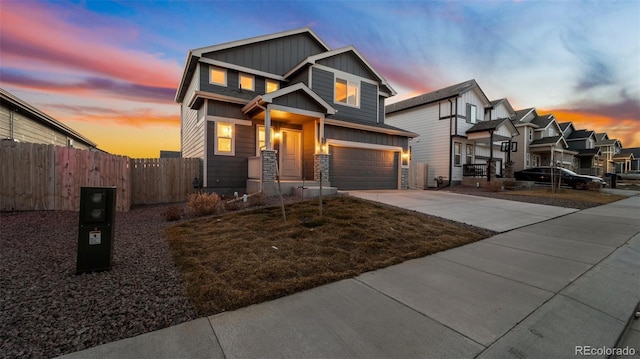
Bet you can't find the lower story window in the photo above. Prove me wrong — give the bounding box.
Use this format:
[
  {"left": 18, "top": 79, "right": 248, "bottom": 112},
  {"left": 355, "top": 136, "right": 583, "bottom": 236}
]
[
  {"left": 466, "top": 144, "right": 473, "bottom": 164},
  {"left": 215, "top": 122, "right": 234, "bottom": 155},
  {"left": 454, "top": 142, "right": 462, "bottom": 166}
]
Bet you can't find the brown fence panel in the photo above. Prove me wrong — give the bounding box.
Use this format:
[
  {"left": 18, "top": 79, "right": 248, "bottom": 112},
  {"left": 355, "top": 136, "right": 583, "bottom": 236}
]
[
  {"left": 130, "top": 157, "right": 200, "bottom": 205},
  {"left": 1, "top": 142, "right": 198, "bottom": 211}
]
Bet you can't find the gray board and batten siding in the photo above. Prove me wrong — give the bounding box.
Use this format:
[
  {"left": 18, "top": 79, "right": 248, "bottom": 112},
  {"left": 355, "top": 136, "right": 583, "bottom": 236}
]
[
  {"left": 201, "top": 32, "right": 327, "bottom": 76},
  {"left": 206, "top": 121, "right": 253, "bottom": 194},
  {"left": 311, "top": 67, "right": 382, "bottom": 124}
]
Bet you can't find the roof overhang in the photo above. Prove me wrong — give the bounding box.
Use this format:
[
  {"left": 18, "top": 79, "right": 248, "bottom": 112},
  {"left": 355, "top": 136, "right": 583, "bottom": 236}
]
[
  {"left": 324, "top": 119, "right": 418, "bottom": 138},
  {"left": 242, "top": 83, "right": 336, "bottom": 117},
  {"left": 284, "top": 46, "right": 397, "bottom": 96},
  {"left": 466, "top": 118, "right": 519, "bottom": 142}
]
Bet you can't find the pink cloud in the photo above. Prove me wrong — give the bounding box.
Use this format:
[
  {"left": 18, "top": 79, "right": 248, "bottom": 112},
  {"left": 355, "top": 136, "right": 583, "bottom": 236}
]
[{"left": 0, "top": 2, "right": 182, "bottom": 90}]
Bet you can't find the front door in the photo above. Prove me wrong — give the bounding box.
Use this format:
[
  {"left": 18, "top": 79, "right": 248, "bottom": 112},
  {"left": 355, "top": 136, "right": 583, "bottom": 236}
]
[{"left": 280, "top": 130, "right": 301, "bottom": 179}]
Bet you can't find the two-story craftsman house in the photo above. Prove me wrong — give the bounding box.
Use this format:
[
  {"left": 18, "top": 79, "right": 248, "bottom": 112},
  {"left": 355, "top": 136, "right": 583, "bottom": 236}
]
[{"left": 175, "top": 28, "right": 416, "bottom": 195}]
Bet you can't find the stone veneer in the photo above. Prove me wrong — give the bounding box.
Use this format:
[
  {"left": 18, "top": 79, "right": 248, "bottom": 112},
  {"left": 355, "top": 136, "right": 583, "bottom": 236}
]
[
  {"left": 401, "top": 167, "right": 409, "bottom": 190},
  {"left": 261, "top": 150, "right": 277, "bottom": 182},
  {"left": 314, "top": 153, "right": 329, "bottom": 184}
]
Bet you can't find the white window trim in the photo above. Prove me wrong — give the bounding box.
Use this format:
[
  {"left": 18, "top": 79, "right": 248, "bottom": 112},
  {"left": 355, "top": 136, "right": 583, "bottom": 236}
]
[
  {"left": 239, "top": 73, "right": 255, "bottom": 91},
  {"left": 333, "top": 73, "right": 361, "bottom": 108},
  {"left": 214, "top": 122, "right": 235, "bottom": 156},
  {"left": 209, "top": 65, "right": 227, "bottom": 86},
  {"left": 466, "top": 104, "right": 477, "bottom": 124},
  {"left": 454, "top": 142, "right": 462, "bottom": 166},
  {"left": 466, "top": 144, "right": 474, "bottom": 164}
]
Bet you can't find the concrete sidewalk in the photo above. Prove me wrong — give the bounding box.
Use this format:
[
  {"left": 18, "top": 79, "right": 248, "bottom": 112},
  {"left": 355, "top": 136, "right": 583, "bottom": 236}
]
[{"left": 57, "top": 194, "right": 640, "bottom": 359}]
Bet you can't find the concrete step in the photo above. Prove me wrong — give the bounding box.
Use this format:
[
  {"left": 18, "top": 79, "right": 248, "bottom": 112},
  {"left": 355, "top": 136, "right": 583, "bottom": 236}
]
[{"left": 293, "top": 186, "right": 338, "bottom": 199}]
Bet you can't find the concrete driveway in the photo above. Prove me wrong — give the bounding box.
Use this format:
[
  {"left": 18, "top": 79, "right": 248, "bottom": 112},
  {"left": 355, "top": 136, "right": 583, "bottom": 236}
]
[{"left": 349, "top": 189, "right": 579, "bottom": 232}]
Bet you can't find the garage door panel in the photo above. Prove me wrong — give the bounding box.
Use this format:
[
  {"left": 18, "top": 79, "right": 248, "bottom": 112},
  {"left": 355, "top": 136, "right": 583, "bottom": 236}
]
[{"left": 329, "top": 146, "right": 398, "bottom": 190}]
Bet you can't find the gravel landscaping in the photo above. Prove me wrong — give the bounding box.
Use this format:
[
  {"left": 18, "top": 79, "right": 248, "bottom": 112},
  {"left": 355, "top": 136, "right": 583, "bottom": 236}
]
[
  {"left": 0, "top": 187, "right": 629, "bottom": 358},
  {"left": 0, "top": 204, "right": 196, "bottom": 359}
]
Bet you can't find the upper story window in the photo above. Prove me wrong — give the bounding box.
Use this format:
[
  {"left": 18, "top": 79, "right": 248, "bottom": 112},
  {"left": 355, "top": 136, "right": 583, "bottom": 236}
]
[
  {"left": 528, "top": 128, "right": 533, "bottom": 142},
  {"left": 587, "top": 138, "right": 594, "bottom": 149},
  {"left": 548, "top": 128, "right": 554, "bottom": 137},
  {"left": 209, "top": 66, "right": 227, "bottom": 86},
  {"left": 239, "top": 73, "right": 255, "bottom": 91},
  {"left": 265, "top": 79, "right": 279, "bottom": 93},
  {"left": 466, "top": 104, "right": 477, "bottom": 124},
  {"left": 215, "top": 122, "right": 234, "bottom": 155},
  {"left": 335, "top": 77, "right": 359, "bottom": 107}
]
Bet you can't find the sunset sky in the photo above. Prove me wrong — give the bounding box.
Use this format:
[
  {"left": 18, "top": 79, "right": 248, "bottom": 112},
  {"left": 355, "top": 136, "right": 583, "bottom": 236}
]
[{"left": 1, "top": 0, "right": 638, "bottom": 158}]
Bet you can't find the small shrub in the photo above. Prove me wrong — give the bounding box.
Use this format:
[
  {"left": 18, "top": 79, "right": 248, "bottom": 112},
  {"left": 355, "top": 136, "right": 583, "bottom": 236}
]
[
  {"left": 586, "top": 182, "right": 602, "bottom": 191},
  {"left": 502, "top": 179, "right": 517, "bottom": 188},
  {"left": 164, "top": 205, "right": 184, "bottom": 221},
  {"left": 484, "top": 181, "right": 504, "bottom": 192},
  {"left": 188, "top": 192, "right": 225, "bottom": 217},
  {"left": 224, "top": 193, "right": 267, "bottom": 211}
]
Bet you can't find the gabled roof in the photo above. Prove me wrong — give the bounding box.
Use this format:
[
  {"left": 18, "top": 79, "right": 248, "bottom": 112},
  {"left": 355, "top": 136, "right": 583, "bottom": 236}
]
[
  {"left": 595, "top": 132, "right": 609, "bottom": 141},
  {"left": 284, "top": 46, "right": 396, "bottom": 96},
  {"left": 466, "top": 118, "right": 512, "bottom": 133},
  {"left": 176, "top": 27, "right": 330, "bottom": 103},
  {"left": 0, "top": 88, "right": 97, "bottom": 148},
  {"left": 489, "top": 98, "right": 516, "bottom": 119},
  {"left": 619, "top": 147, "right": 640, "bottom": 158},
  {"left": 242, "top": 82, "right": 336, "bottom": 115},
  {"left": 530, "top": 114, "right": 555, "bottom": 128},
  {"left": 529, "top": 135, "right": 568, "bottom": 148},
  {"left": 595, "top": 138, "right": 621, "bottom": 146},
  {"left": 465, "top": 118, "right": 519, "bottom": 142},
  {"left": 612, "top": 153, "right": 635, "bottom": 161},
  {"left": 567, "top": 129, "right": 595, "bottom": 140},
  {"left": 512, "top": 108, "right": 537, "bottom": 125},
  {"left": 191, "top": 27, "right": 330, "bottom": 57},
  {"left": 386, "top": 79, "right": 491, "bottom": 114},
  {"left": 558, "top": 122, "right": 573, "bottom": 132}
]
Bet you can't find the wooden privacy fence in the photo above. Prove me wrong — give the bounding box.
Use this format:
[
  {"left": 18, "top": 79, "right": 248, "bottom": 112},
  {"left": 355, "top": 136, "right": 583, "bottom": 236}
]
[
  {"left": 0, "top": 141, "right": 200, "bottom": 212},
  {"left": 130, "top": 158, "right": 200, "bottom": 205}
]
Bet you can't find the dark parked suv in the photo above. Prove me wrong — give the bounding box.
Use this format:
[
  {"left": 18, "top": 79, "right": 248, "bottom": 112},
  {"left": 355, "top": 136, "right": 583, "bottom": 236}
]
[{"left": 514, "top": 167, "right": 606, "bottom": 189}]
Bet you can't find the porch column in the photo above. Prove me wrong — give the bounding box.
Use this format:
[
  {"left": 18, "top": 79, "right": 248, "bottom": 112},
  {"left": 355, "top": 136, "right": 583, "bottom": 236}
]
[
  {"left": 314, "top": 153, "right": 329, "bottom": 183},
  {"left": 265, "top": 105, "right": 272, "bottom": 150},
  {"left": 261, "top": 149, "right": 278, "bottom": 196}
]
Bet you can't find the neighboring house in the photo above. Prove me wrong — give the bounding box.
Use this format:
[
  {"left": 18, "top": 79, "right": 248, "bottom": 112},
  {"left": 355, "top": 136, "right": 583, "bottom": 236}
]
[
  {"left": 615, "top": 147, "right": 639, "bottom": 172},
  {"left": 561, "top": 123, "right": 604, "bottom": 176},
  {"left": 0, "top": 88, "right": 97, "bottom": 150},
  {"left": 510, "top": 109, "right": 576, "bottom": 172},
  {"left": 385, "top": 79, "right": 518, "bottom": 186},
  {"left": 175, "top": 28, "right": 416, "bottom": 195},
  {"left": 594, "top": 132, "right": 623, "bottom": 173},
  {"left": 160, "top": 150, "right": 181, "bottom": 158}
]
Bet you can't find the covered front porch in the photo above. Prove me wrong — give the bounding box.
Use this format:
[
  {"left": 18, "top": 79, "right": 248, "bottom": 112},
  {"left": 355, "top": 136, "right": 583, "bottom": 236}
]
[
  {"left": 465, "top": 118, "right": 519, "bottom": 182},
  {"left": 242, "top": 83, "right": 336, "bottom": 196},
  {"left": 529, "top": 140, "right": 577, "bottom": 171}
]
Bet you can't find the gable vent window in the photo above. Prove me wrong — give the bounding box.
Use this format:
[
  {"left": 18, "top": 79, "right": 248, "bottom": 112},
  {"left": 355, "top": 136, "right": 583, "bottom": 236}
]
[
  {"left": 335, "top": 77, "right": 359, "bottom": 107},
  {"left": 466, "top": 104, "right": 477, "bottom": 124},
  {"left": 239, "top": 73, "right": 255, "bottom": 91},
  {"left": 210, "top": 66, "right": 227, "bottom": 86}
]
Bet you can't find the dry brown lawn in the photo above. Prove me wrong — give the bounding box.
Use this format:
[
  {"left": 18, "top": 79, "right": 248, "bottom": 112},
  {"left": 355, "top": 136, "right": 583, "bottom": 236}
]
[
  {"left": 165, "top": 196, "right": 494, "bottom": 316},
  {"left": 505, "top": 188, "right": 626, "bottom": 204}
]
